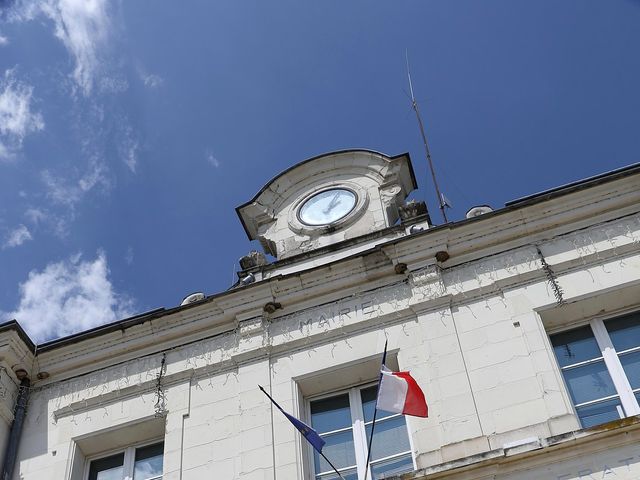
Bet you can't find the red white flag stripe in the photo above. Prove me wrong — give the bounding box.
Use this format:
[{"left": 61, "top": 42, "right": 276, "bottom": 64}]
[{"left": 377, "top": 366, "right": 428, "bottom": 418}]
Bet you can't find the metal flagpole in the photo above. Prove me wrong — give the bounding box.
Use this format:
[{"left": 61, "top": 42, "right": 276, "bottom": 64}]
[
  {"left": 258, "top": 385, "right": 346, "bottom": 480},
  {"left": 318, "top": 451, "right": 347, "bottom": 480},
  {"left": 406, "top": 51, "right": 449, "bottom": 224},
  {"left": 363, "top": 340, "right": 388, "bottom": 480}
]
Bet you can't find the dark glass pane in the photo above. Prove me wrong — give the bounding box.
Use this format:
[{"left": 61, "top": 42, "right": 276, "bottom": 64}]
[
  {"left": 562, "top": 361, "right": 616, "bottom": 405},
  {"left": 361, "top": 386, "right": 396, "bottom": 422},
  {"left": 371, "top": 454, "right": 414, "bottom": 479},
  {"left": 576, "top": 397, "right": 622, "bottom": 428},
  {"left": 606, "top": 312, "right": 640, "bottom": 352},
  {"left": 317, "top": 468, "right": 358, "bottom": 480},
  {"left": 551, "top": 326, "right": 600, "bottom": 367},
  {"left": 365, "top": 416, "right": 411, "bottom": 460},
  {"left": 88, "top": 453, "right": 124, "bottom": 480},
  {"left": 311, "top": 394, "right": 352, "bottom": 433},
  {"left": 134, "top": 443, "right": 164, "bottom": 479},
  {"left": 620, "top": 351, "right": 640, "bottom": 389},
  {"left": 313, "top": 430, "right": 356, "bottom": 473}
]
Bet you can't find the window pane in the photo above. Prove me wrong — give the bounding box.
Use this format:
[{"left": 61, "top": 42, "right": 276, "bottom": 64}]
[
  {"left": 134, "top": 443, "right": 164, "bottom": 480},
  {"left": 371, "top": 453, "right": 414, "bottom": 479},
  {"left": 361, "top": 386, "right": 395, "bottom": 422},
  {"left": 576, "top": 397, "right": 622, "bottom": 428},
  {"left": 562, "top": 361, "right": 616, "bottom": 405},
  {"left": 311, "top": 394, "right": 352, "bottom": 433},
  {"left": 313, "top": 430, "right": 356, "bottom": 473},
  {"left": 89, "top": 453, "right": 124, "bottom": 480},
  {"left": 551, "top": 326, "right": 600, "bottom": 367},
  {"left": 606, "top": 313, "right": 640, "bottom": 352},
  {"left": 619, "top": 351, "right": 640, "bottom": 389},
  {"left": 317, "top": 468, "right": 358, "bottom": 480},
  {"left": 365, "top": 416, "right": 411, "bottom": 461}
]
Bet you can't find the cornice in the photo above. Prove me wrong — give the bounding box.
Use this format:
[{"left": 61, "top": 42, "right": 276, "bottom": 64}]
[
  {"left": 387, "top": 174, "right": 639, "bottom": 271},
  {"left": 405, "top": 416, "right": 640, "bottom": 479},
  {"left": 22, "top": 169, "right": 640, "bottom": 385},
  {"left": 0, "top": 328, "right": 35, "bottom": 380}
]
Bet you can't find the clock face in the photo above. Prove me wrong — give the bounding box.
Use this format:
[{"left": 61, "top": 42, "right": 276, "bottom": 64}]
[{"left": 298, "top": 188, "right": 357, "bottom": 226}]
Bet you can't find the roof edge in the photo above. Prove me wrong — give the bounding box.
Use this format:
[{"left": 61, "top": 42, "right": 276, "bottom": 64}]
[
  {"left": 0, "top": 320, "right": 36, "bottom": 352},
  {"left": 506, "top": 162, "right": 640, "bottom": 207},
  {"left": 31, "top": 161, "right": 640, "bottom": 355},
  {"left": 36, "top": 308, "right": 167, "bottom": 352}
]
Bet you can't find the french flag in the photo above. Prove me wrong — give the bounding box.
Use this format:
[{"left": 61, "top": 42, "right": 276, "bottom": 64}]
[{"left": 377, "top": 366, "right": 428, "bottom": 418}]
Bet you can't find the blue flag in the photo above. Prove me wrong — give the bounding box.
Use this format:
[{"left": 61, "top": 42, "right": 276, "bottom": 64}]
[
  {"left": 283, "top": 411, "right": 326, "bottom": 453},
  {"left": 259, "top": 385, "right": 325, "bottom": 453}
]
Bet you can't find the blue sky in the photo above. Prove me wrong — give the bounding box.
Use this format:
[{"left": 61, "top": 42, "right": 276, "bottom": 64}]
[{"left": 0, "top": 0, "right": 639, "bottom": 342}]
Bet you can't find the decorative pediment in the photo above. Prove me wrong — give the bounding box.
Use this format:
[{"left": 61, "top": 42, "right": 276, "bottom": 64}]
[{"left": 236, "top": 150, "right": 418, "bottom": 259}]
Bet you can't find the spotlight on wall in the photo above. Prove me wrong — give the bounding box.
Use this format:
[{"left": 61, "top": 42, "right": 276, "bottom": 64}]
[
  {"left": 263, "top": 302, "right": 282, "bottom": 314},
  {"left": 394, "top": 263, "right": 408, "bottom": 274},
  {"left": 435, "top": 251, "right": 450, "bottom": 263},
  {"left": 240, "top": 273, "right": 255, "bottom": 285}
]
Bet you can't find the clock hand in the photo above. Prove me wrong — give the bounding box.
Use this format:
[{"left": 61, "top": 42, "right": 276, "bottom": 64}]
[{"left": 323, "top": 193, "right": 341, "bottom": 214}]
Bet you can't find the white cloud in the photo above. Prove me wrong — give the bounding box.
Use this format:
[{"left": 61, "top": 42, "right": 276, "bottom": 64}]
[
  {"left": 10, "top": 0, "right": 111, "bottom": 96},
  {"left": 39, "top": 160, "right": 111, "bottom": 237},
  {"left": 42, "top": 159, "right": 110, "bottom": 207},
  {"left": 142, "top": 73, "right": 163, "bottom": 89},
  {"left": 206, "top": 150, "right": 221, "bottom": 168},
  {"left": 25, "top": 208, "right": 46, "bottom": 225},
  {"left": 3, "top": 224, "right": 32, "bottom": 249},
  {"left": 124, "top": 246, "right": 134, "bottom": 265},
  {"left": 24, "top": 208, "right": 44, "bottom": 223},
  {"left": 0, "top": 69, "right": 44, "bottom": 160},
  {"left": 43, "top": 0, "right": 111, "bottom": 96},
  {"left": 124, "top": 145, "right": 137, "bottom": 172},
  {"left": 135, "top": 64, "right": 163, "bottom": 89},
  {"left": 24, "top": 207, "right": 71, "bottom": 239},
  {"left": 120, "top": 130, "right": 139, "bottom": 173},
  {"left": 0, "top": 34, "right": 8, "bottom": 46},
  {"left": 98, "top": 75, "right": 129, "bottom": 95},
  {"left": 4, "top": 251, "right": 134, "bottom": 342}
]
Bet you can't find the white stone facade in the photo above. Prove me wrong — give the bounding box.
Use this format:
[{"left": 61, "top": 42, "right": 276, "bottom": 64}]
[{"left": 0, "top": 153, "right": 639, "bottom": 480}]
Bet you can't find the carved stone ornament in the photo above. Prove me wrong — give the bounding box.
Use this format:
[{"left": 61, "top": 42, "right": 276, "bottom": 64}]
[{"left": 236, "top": 150, "right": 417, "bottom": 259}]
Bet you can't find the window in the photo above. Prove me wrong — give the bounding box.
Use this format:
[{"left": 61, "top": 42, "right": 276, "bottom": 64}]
[
  {"left": 87, "top": 442, "right": 163, "bottom": 480},
  {"left": 551, "top": 311, "right": 640, "bottom": 428},
  {"left": 309, "top": 384, "right": 414, "bottom": 480}
]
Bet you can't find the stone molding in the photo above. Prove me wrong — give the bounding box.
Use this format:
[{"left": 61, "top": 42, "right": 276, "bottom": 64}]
[{"left": 15, "top": 172, "right": 640, "bottom": 389}]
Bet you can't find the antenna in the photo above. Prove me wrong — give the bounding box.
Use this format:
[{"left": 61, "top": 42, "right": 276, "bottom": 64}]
[{"left": 406, "top": 51, "right": 449, "bottom": 223}]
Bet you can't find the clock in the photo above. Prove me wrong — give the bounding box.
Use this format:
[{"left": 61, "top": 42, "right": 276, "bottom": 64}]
[{"left": 298, "top": 188, "right": 357, "bottom": 226}]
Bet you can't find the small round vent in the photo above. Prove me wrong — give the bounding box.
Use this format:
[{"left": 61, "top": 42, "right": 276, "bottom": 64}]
[
  {"left": 180, "top": 292, "right": 205, "bottom": 306},
  {"left": 466, "top": 205, "right": 493, "bottom": 219}
]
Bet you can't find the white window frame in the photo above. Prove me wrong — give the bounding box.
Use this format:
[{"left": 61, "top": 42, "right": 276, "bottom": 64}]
[
  {"left": 305, "top": 382, "right": 416, "bottom": 480},
  {"left": 553, "top": 315, "right": 640, "bottom": 425},
  {"left": 83, "top": 439, "right": 164, "bottom": 480}
]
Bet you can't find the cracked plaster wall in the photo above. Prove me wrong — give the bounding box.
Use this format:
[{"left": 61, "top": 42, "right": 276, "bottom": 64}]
[{"left": 9, "top": 212, "right": 640, "bottom": 479}]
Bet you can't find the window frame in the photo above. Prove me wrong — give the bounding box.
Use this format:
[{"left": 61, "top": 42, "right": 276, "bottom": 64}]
[
  {"left": 305, "top": 381, "right": 416, "bottom": 480},
  {"left": 83, "top": 439, "right": 164, "bottom": 480},
  {"left": 551, "top": 312, "right": 640, "bottom": 427}
]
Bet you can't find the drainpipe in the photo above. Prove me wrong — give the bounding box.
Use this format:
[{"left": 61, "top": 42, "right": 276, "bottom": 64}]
[{"left": 1, "top": 372, "right": 30, "bottom": 480}]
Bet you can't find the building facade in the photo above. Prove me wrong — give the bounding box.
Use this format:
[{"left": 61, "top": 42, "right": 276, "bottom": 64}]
[{"left": 0, "top": 150, "right": 639, "bottom": 480}]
